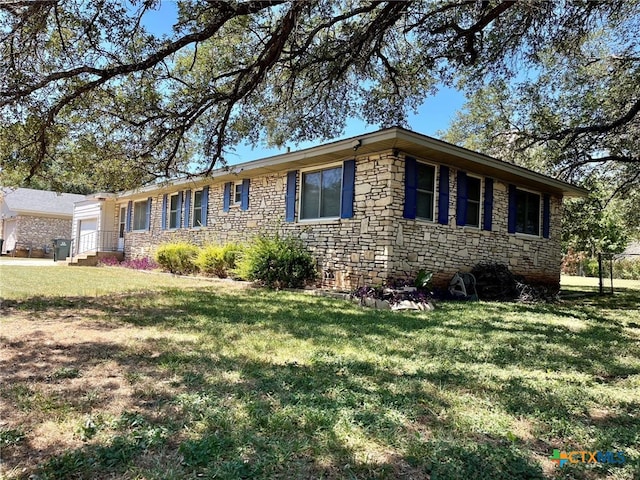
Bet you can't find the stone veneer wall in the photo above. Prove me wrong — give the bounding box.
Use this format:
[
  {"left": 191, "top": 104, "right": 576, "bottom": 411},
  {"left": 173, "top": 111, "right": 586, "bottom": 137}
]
[
  {"left": 123, "top": 152, "right": 398, "bottom": 289},
  {"left": 387, "top": 155, "right": 563, "bottom": 287},
  {"left": 13, "top": 215, "right": 72, "bottom": 256},
  {"left": 122, "top": 150, "right": 563, "bottom": 289}
]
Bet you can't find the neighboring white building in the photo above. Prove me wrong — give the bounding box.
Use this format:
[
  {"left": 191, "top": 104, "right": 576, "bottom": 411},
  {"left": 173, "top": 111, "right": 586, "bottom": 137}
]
[
  {"left": 0, "top": 187, "right": 85, "bottom": 256},
  {"left": 70, "top": 193, "right": 119, "bottom": 257}
]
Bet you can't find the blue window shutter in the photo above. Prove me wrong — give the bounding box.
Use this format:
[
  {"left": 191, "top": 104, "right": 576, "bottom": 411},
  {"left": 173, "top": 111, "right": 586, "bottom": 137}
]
[
  {"left": 202, "top": 186, "right": 209, "bottom": 226},
  {"left": 483, "top": 178, "right": 494, "bottom": 231},
  {"left": 176, "top": 191, "right": 183, "bottom": 228},
  {"left": 403, "top": 157, "right": 417, "bottom": 219},
  {"left": 508, "top": 184, "right": 517, "bottom": 234},
  {"left": 146, "top": 197, "right": 152, "bottom": 231},
  {"left": 126, "top": 201, "right": 132, "bottom": 232},
  {"left": 341, "top": 159, "right": 356, "bottom": 219},
  {"left": 438, "top": 166, "right": 450, "bottom": 225},
  {"left": 223, "top": 182, "right": 231, "bottom": 212},
  {"left": 241, "top": 179, "right": 250, "bottom": 211},
  {"left": 184, "top": 189, "right": 191, "bottom": 227},
  {"left": 285, "top": 171, "right": 297, "bottom": 222},
  {"left": 161, "top": 194, "right": 167, "bottom": 230},
  {"left": 543, "top": 193, "right": 551, "bottom": 238},
  {"left": 456, "top": 171, "right": 468, "bottom": 227}
]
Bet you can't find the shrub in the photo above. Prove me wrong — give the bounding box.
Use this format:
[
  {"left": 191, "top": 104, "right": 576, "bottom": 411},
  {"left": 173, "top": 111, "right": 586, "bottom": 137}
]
[
  {"left": 196, "top": 243, "right": 243, "bottom": 278},
  {"left": 235, "top": 233, "right": 316, "bottom": 288},
  {"left": 613, "top": 258, "right": 640, "bottom": 280},
  {"left": 154, "top": 242, "right": 200, "bottom": 275},
  {"left": 566, "top": 255, "right": 640, "bottom": 280},
  {"left": 583, "top": 259, "right": 600, "bottom": 277}
]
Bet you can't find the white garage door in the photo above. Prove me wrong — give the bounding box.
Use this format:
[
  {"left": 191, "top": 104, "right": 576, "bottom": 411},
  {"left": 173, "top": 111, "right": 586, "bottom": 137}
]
[{"left": 77, "top": 219, "right": 98, "bottom": 254}]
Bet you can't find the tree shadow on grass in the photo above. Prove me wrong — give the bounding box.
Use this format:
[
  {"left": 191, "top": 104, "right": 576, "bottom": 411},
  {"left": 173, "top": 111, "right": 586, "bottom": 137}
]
[
  {"left": 2, "top": 287, "right": 639, "bottom": 478},
  {"left": 28, "top": 351, "right": 544, "bottom": 479},
  {"left": 2, "top": 320, "right": 543, "bottom": 479}
]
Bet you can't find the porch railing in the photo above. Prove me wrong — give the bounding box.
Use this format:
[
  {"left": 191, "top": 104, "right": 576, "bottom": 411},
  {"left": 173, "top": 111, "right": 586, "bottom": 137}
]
[{"left": 73, "top": 230, "right": 121, "bottom": 257}]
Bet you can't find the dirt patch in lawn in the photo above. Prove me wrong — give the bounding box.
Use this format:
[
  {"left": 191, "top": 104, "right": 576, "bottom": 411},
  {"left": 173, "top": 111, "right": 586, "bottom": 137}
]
[{"left": 0, "top": 305, "right": 196, "bottom": 478}]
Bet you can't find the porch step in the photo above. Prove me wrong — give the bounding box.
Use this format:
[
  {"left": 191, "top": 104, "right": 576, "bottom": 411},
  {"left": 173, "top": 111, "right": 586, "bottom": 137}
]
[{"left": 67, "top": 251, "right": 124, "bottom": 266}]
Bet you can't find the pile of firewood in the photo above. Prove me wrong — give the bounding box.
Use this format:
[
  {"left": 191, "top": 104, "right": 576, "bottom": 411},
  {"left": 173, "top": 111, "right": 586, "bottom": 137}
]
[{"left": 470, "top": 262, "right": 559, "bottom": 302}]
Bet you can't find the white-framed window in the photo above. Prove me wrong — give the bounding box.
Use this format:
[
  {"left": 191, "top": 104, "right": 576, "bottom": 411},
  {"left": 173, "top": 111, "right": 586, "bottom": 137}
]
[
  {"left": 465, "top": 175, "right": 482, "bottom": 228},
  {"left": 233, "top": 182, "right": 242, "bottom": 205},
  {"left": 193, "top": 190, "right": 203, "bottom": 227},
  {"left": 300, "top": 164, "right": 342, "bottom": 220},
  {"left": 169, "top": 193, "right": 179, "bottom": 229},
  {"left": 516, "top": 189, "right": 541, "bottom": 235},
  {"left": 133, "top": 200, "right": 148, "bottom": 231},
  {"left": 416, "top": 162, "right": 436, "bottom": 221}
]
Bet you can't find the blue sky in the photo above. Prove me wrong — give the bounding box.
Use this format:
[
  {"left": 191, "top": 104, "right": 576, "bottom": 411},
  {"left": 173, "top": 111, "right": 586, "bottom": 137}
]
[
  {"left": 142, "top": 2, "right": 467, "bottom": 164},
  {"left": 228, "top": 87, "right": 466, "bottom": 164}
]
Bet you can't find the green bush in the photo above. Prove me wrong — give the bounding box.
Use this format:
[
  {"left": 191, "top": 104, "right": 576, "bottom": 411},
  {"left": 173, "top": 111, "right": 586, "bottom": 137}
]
[
  {"left": 235, "top": 233, "right": 317, "bottom": 288},
  {"left": 578, "top": 257, "right": 640, "bottom": 280},
  {"left": 583, "top": 259, "right": 600, "bottom": 277},
  {"left": 613, "top": 258, "right": 640, "bottom": 280},
  {"left": 196, "top": 243, "right": 243, "bottom": 278},
  {"left": 154, "top": 242, "right": 200, "bottom": 275}
]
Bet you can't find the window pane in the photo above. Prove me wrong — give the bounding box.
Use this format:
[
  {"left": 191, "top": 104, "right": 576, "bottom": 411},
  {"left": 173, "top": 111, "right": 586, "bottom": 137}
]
[
  {"left": 234, "top": 184, "right": 242, "bottom": 203},
  {"left": 515, "top": 190, "right": 540, "bottom": 235},
  {"left": 416, "top": 191, "right": 433, "bottom": 220},
  {"left": 516, "top": 190, "right": 527, "bottom": 233},
  {"left": 467, "top": 177, "right": 481, "bottom": 202},
  {"left": 301, "top": 171, "right": 321, "bottom": 219},
  {"left": 119, "top": 207, "right": 126, "bottom": 238},
  {"left": 416, "top": 163, "right": 435, "bottom": 220},
  {"left": 169, "top": 195, "right": 178, "bottom": 229},
  {"left": 320, "top": 167, "right": 341, "bottom": 217},
  {"left": 417, "top": 164, "right": 435, "bottom": 192},
  {"left": 193, "top": 191, "right": 202, "bottom": 226},
  {"left": 525, "top": 192, "right": 540, "bottom": 235},
  {"left": 466, "top": 201, "right": 480, "bottom": 227},
  {"left": 133, "top": 201, "right": 147, "bottom": 230}
]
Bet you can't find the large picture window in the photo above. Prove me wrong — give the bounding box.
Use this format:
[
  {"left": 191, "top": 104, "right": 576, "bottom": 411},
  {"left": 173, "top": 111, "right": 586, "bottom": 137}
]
[
  {"left": 133, "top": 200, "right": 148, "bottom": 231},
  {"left": 301, "top": 166, "right": 342, "bottom": 220},
  {"left": 416, "top": 162, "right": 435, "bottom": 221},
  {"left": 516, "top": 189, "right": 540, "bottom": 235}
]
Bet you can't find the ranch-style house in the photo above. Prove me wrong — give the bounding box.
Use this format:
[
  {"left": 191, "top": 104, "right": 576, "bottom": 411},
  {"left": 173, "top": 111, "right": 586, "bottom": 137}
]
[{"left": 71, "top": 127, "right": 587, "bottom": 289}]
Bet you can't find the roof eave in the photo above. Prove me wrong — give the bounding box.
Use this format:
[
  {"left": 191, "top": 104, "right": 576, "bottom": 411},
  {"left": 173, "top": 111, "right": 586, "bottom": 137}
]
[{"left": 116, "top": 127, "right": 588, "bottom": 199}]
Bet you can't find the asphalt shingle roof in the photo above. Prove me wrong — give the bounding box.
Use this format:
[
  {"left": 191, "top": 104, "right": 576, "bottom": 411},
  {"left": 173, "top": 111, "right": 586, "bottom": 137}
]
[
  {"left": 620, "top": 241, "right": 640, "bottom": 258},
  {"left": 1, "top": 187, "right": 85, "bottom": 216}
]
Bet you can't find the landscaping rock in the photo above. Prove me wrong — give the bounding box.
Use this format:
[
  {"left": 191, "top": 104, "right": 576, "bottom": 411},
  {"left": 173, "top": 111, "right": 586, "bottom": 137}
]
[
  {"left": 364, "top": 297, "right": 377, "bottom": 308},
  {"left": 392, "top": 300, "right": 420, "bottom": 311},
  {"left": 375, "top": 299, "right": 391, "bottom": 310}
]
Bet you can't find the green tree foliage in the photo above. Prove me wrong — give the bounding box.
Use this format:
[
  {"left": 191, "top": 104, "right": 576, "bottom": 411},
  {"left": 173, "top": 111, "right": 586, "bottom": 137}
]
[
  {"left": 443, "top": 11, "right": 640, "bottom": 248},
  {"left": 1, "top": 0, "right": 637, "bottom": 192},
  {"left": 562, "top": 180, "right": 629, "bottom": 256}
]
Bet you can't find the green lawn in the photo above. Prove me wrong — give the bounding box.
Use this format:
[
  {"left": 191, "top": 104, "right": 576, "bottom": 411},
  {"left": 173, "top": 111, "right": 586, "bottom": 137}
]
[{"left": 1, "top": 265, "right": 639, "bottom": 479}]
